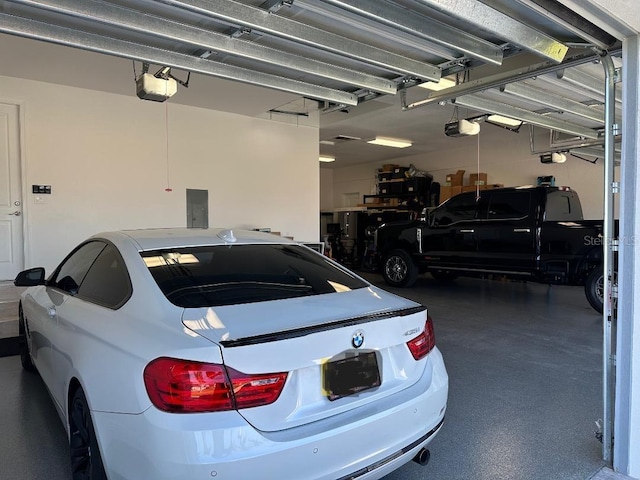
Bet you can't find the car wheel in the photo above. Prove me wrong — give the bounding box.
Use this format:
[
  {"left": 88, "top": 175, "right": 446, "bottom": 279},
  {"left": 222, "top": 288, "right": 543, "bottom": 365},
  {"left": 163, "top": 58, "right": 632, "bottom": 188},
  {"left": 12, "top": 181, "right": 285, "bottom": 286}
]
[
  {"left": 18, "top": 305, "right": 35, "bottom": 372},
  {"left": 70, "top": 388, "right": 107, "bottom": 480},
  {"left": 382, "top": 249, "right": 418, "bottom": 287},
  {"left": 430, "top": 270, "right": 459, "bottom": 282},
  {"left": 585, "top": 265, "right": 604, "bottom": 314}
]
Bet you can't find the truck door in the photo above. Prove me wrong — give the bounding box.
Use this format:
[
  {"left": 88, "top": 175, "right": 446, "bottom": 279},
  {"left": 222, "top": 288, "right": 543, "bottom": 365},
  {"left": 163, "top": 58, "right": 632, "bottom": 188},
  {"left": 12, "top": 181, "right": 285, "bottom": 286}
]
[
  {"left": 474, "top": 190, "right": 536, "bottom": 274},
  {"left": 423, "top": 192, "right": 480, "bottom": 268}
]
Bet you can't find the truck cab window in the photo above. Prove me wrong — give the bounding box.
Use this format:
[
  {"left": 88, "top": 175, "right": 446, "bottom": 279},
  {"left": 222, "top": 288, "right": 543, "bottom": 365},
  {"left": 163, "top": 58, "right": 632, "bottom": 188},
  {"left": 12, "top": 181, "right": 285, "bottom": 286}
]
[
  {"left": 545, "top": 191, "right": 583, "bottom": 221},
  {"left": 485, "top": 191, "right": 531, "bottom": 220},
  {"left": 431, "top": 193, "right": 478, "bottom": 226}
]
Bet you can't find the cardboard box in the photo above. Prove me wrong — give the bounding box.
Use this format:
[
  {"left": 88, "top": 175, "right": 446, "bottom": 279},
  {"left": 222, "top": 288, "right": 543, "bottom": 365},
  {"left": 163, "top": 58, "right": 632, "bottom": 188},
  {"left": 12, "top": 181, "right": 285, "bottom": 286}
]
[
  {"left": 445, "top": 170, "right": 465, "bottom": 186},
  {"left": 469, "top": 172, "right": 488, "bottom": 185},
  {"left": 440, "top": 185, "right": 463, "bottom": 202},
  {"left": 462, "top": 185, "right": 485, "bottom": 193}
]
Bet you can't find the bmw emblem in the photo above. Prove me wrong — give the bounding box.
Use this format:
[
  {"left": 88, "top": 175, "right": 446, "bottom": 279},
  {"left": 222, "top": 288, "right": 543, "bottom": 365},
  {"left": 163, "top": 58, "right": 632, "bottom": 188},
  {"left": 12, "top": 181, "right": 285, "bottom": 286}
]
[{"left": 352, "top": 330, "right": 365, "bottom": 349}]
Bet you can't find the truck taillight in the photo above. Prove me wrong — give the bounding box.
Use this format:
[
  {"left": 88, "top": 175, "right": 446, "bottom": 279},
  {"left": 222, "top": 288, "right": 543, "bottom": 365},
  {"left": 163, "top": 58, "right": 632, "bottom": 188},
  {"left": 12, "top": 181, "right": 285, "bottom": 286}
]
[
  {"left": 406, "top": 317, "right": 436, "bottom": 360},
  {"left": 144, "top": 357, "right": 287, "bottom": 413}
]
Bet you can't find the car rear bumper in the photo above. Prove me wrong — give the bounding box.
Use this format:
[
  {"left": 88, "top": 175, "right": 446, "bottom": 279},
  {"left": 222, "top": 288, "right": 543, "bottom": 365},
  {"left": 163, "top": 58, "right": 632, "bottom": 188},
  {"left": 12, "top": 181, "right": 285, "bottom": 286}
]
[{"left": 93, "top": 349, "right": 448, "bottom": 480}]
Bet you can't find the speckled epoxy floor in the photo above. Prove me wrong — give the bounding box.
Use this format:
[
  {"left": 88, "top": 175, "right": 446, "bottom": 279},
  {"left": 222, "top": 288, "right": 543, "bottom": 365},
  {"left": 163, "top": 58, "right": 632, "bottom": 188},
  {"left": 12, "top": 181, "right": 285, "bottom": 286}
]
[
  {"left": 372, "top": 273, "right": 607, "bottom": 480},
  {"left": 0, "top": 274, "right": 620, "bottom": 480}
]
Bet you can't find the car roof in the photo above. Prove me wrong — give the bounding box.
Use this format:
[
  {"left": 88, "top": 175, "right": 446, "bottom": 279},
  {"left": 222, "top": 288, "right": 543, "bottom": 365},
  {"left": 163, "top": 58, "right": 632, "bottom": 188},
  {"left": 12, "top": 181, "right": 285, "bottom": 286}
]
[{"left": 93, "top": 228, "right": 297, "bottom": 251}]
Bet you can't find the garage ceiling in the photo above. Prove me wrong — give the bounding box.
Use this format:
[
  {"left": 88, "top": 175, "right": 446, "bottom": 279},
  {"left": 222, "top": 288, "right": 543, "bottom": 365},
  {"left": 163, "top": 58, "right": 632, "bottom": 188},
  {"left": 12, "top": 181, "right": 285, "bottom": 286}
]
[{"left": 0, "top": 0, "right": 623, "bottom": 167}]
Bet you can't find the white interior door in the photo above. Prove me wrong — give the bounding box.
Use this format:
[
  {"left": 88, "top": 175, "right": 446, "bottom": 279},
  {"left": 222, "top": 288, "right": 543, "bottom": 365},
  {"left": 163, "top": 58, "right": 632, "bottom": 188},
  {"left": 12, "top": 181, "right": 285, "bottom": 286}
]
[{"left": 0, "top": 103, "right": 24, "bottom": 280}]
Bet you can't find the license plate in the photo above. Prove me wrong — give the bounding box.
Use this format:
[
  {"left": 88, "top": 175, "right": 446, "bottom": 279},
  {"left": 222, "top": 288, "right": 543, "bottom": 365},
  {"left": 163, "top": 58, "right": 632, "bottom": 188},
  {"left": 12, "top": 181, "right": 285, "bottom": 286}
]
[{"left": 322, "top": 350, "right": 381, "bottom": 401}]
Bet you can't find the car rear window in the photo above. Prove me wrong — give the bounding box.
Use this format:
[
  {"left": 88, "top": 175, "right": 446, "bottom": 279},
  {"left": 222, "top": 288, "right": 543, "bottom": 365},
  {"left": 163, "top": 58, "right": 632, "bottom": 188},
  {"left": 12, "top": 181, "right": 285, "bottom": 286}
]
[{"left": 141, "top": 244, "right": 368, "bottom": 307}]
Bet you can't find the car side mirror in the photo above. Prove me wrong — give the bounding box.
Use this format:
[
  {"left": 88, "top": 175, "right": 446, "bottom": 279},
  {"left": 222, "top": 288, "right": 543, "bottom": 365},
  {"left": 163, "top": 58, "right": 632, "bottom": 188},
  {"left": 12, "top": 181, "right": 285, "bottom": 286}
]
[{"left": 14, "top": 267, "right": 46, "bottom": 287}]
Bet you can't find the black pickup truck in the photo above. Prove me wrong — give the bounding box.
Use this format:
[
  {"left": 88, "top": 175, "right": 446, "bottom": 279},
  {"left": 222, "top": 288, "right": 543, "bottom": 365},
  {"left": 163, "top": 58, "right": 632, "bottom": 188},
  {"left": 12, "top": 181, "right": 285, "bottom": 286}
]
[{"left": 373, "top": 185, "right": 606, "bottom": 312}]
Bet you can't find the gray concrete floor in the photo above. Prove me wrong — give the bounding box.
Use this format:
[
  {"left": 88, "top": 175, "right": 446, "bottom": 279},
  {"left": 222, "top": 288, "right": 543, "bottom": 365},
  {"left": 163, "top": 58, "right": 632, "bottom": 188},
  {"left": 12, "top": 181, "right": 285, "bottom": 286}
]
[{"left": 0, "top": 274, "right": 632, "bottom": 480}]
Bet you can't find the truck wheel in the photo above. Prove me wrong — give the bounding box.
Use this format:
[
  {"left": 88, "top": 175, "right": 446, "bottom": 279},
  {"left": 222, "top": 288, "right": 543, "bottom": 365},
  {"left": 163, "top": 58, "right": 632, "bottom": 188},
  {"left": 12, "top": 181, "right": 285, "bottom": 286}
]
[
  {"left": 382, "top": 249, "right": 418, "bottom": 287},
  {"left": 585, "top": 265, "right": 604, "bottom": 314}
]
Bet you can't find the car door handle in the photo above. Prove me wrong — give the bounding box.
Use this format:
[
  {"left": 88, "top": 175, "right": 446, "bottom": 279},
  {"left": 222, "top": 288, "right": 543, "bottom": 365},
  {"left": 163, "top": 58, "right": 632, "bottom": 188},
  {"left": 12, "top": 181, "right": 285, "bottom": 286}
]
[
  {"left": 459, "top": 229, "right": 474, "bottom": 233},
  {"left": 513, "top": 228, "right": 531, "bottom": 233}
]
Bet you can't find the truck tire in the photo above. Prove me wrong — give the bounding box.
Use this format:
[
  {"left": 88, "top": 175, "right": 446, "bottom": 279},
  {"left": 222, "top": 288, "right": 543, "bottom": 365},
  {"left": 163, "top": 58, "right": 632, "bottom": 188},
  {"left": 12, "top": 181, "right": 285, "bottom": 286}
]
[
  {"left": 382, "top": 249, "right": 418, "bottom": 287},
  {"left": 585, "top": 265, "right": 604, "bottom": 314}
]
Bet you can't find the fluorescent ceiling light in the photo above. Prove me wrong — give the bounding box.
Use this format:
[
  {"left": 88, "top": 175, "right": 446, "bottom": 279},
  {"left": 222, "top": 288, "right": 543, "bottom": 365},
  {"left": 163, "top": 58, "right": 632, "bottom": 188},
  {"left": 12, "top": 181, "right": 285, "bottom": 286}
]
[
  {"left": 319, "top": 155, "right": 336, "bottom": 162},
  {"left": 418, "top": 77, "right": 456, "bottom": 91},
  {"left": 367, "top": 137, "right": 412, "bottom": 148},
  {"left": 319, "top": 140, "right": 335, "bottom": 145},
  {"left": 487, "top": 114, "right": 523, "bottom": 127}
]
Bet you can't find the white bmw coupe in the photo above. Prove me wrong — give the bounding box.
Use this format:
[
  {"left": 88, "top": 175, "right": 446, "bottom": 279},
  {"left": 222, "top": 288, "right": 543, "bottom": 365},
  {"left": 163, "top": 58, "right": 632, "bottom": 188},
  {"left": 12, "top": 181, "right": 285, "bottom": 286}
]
[{"left": 15, "top": 228, "right": 448, "bottom": 480}]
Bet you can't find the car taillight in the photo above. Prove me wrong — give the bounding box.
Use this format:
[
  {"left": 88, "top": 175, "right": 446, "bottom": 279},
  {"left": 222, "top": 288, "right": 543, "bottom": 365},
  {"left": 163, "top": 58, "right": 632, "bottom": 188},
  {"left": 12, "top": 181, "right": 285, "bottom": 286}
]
[
  {"left": 227, "top": 368, "right": 288, "bottom": 409},
  {"left": 406, "top": 316, "right": 436, "bottom": 361},
  {"left": 143, "top": 357, "right": 287, "bottom": 413}
]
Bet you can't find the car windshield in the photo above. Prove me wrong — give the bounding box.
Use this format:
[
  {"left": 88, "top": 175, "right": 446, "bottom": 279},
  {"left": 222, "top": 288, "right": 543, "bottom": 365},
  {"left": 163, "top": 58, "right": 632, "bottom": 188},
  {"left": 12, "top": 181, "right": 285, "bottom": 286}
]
[{"left": 141, "top": 244, "right": 368, "bottom": 307}]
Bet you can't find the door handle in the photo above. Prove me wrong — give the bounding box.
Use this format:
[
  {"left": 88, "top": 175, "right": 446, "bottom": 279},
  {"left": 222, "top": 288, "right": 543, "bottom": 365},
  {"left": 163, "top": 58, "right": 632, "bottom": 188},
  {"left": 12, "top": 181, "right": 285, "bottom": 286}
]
[
  {"left": 513, "top": 228, "right": 531, "bottom": 233},
  {"left": 8, "top": 211, "right": 21, "bottom": 216},
  {"left": 459, "top": 229, "right": 475, "bottom": 233}
]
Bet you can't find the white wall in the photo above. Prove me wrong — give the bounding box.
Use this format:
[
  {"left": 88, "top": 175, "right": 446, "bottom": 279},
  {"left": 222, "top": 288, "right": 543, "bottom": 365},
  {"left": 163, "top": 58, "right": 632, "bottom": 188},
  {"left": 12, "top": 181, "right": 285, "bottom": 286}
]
[
  {"left": 324, "top": 125, "right": 606, "bottom": 219},
  {"left": 0, "top": 75, "right": 319, "bottom": 272},
  {"left": 319, "top": 167, "right": 334, "bottom": 212}
]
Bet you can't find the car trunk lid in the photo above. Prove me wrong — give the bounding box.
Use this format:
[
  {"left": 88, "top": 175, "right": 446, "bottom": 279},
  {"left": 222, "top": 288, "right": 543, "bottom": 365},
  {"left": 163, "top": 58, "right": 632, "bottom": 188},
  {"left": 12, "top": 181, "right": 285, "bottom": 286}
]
[{"left": 182, "top": 287, "right": 434, "bottom": 432}]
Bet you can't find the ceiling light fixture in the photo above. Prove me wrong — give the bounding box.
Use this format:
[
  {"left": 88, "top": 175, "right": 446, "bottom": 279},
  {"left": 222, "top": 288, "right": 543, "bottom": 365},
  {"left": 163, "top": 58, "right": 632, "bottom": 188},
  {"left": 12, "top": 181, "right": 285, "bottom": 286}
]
[
  {"left": 487, "top": 114, "right": 523, "bottom": 127},
  {"left": 367, "top": 137, "right": 412, "bottom": 148},
  {"left": 418, "top": 77, "right": 456, "bottom": 91},
  {"left": 319, "top": 155, "right": 336, "bottom": 162}
]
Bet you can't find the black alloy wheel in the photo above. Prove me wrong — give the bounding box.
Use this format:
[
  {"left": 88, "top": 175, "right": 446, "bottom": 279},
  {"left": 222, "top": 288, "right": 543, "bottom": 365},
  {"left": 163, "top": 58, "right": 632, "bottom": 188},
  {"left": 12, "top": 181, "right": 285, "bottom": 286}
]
[
  {"left": 70, "top": 388, "right": 107, "bottom": 480},
  {"left": 382, "top": 249, "right": 418, "bottom": 287},
  {"left": 585, "top": 265, "right": 604, "bottom": 314},
  {"left": 18, "top": 304, "right": 35, "bottom": 372}
]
